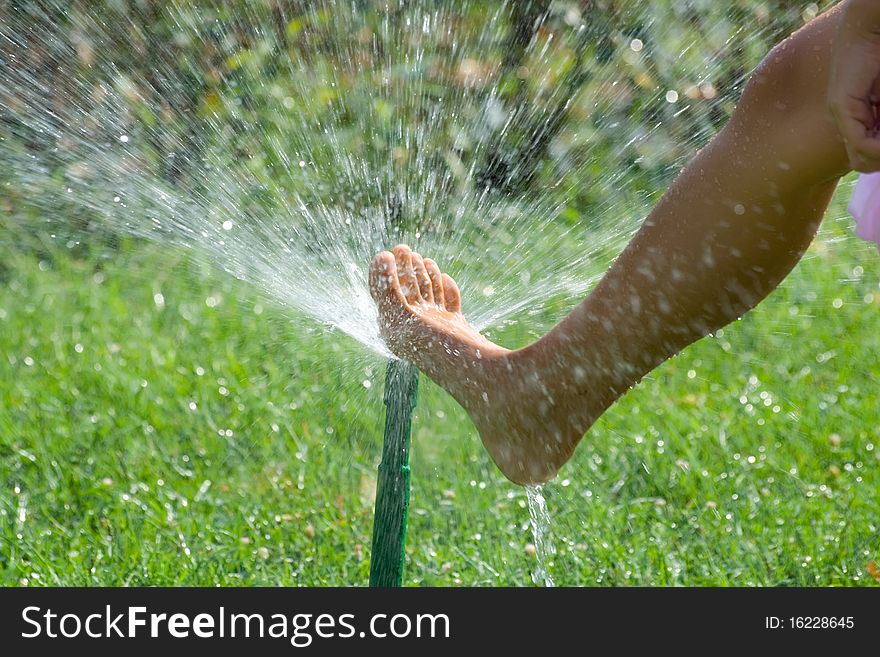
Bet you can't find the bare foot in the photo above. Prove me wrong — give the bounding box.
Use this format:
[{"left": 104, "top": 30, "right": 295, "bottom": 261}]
[{"left": 369, "top": 244, "right": 599, "bottom": 485}]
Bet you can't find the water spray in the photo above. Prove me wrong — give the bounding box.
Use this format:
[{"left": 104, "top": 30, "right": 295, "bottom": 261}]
[{"left": 369, "top": 359, "right": 419, "bottom": 587}]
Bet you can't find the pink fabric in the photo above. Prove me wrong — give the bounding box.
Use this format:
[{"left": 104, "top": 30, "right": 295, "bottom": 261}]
[{"left": 849, "top": 173, "right": 880, "bottom": 250}]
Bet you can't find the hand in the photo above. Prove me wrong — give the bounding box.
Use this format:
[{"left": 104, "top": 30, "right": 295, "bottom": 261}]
[{"left": 829, "top": 0, "right": 880, "bottom": 172}]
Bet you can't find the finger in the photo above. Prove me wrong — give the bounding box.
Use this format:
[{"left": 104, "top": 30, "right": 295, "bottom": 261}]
[
  {"left": 411, "top": 252, "right": 433, "bottom": 302},
  {"left": 846, "top": 134, "right": 880, "bottom": 172},
  {"left": 442, "top": 273, "right": 461, "bottom": 313},
  {"left": 831, "top": 95, "right": 874, "bottom": 138},
  {"left": 837, "top": 106, "right": 880, "bottom": 171},
  {"left": 392, "top": 244, "right": 420, "bottom": 304},
  {"left": 424, "top": 258, "right": 445, "bottom": 306},
  {"left": 869, "top": 74, "right": 880, "bottom": 108},
  {"left": 848, "top": 150, "right": 880, "bottom": 173},
  {"left": 829, "top": 68, "right": 880, "bottom": 169}
]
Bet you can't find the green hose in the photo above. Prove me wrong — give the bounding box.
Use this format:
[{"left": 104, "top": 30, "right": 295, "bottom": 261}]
[{"left": 369, "top": 358, "right": 419, "bottom": 587}]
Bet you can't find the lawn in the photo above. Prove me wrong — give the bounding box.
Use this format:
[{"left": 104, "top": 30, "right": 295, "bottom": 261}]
[{"left": 1, "top": 185, "right": 878, "bottom": 586}]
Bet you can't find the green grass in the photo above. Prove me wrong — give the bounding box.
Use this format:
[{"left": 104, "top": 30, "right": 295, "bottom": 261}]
[{"left": 1, "top": 192, "right": 879, "bottom": 586}]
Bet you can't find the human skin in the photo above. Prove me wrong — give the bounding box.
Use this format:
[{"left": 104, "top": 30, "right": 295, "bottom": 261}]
[
  {"left": 829, "top": 0, "right": 880, "bottom": 172},
  {"left": 369, "top": 2, "right": 852, "bottom": 485}
]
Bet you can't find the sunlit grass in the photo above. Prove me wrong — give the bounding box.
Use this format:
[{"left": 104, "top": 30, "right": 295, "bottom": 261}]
[{"left": 1, "top": 190, "right": 879, "bottom": 586}]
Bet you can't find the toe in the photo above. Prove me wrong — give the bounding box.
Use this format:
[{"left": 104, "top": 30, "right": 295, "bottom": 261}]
[
  {"left": 393, "top": 244, "right": 420, "bottom": 305},
  {"left": 369, "top": 251, "right": 407, "bottom": 315},
  {"left": 424, "top": 258, "right": 445, "bottom": 307},
  {"left": 442, "top": 273, "right": 461, "bottom": 313},
  {"left": 369, "top": 251, "right": 396, "bottom": 299},
  {"left": 411, "top": 252, "right": 433, "bottom": 303}
]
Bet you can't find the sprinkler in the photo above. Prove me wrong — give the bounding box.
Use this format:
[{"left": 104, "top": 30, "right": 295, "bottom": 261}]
[
  {"left": 369, "top": 358, "right": 419, "bottom": 586},
  {"left": 369, "top": 194, "right": 420, "bottom": 587}
]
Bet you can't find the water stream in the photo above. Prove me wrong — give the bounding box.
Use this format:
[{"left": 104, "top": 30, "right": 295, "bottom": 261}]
[{"left": 526, "top": 484, "right": 556, "bottom": 587}]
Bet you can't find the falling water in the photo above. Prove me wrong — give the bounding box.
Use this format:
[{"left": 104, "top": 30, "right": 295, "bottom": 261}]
[{"left": 526, "top": 484, "right": 555, "bottom": 587}]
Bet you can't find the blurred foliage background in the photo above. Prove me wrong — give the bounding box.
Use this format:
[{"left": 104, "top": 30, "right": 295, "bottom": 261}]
[{"left": 1, "top": 0, "right": 834, "bottom": 247}]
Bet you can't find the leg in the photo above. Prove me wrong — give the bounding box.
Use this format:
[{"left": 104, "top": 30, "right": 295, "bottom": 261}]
[{"left": 371, "top": 4, "right": 852, "bottom": 485}]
